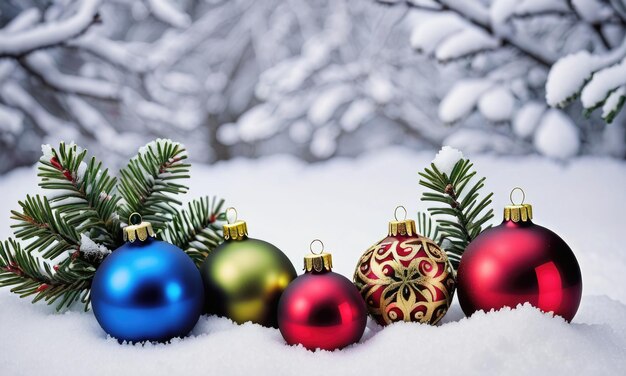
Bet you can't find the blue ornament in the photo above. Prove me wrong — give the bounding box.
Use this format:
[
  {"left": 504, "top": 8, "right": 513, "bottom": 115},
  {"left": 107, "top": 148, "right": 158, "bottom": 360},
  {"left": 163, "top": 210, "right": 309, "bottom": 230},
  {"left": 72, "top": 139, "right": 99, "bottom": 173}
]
[{"left": 91, "top": 214, "right": 204, "bottom": 343}]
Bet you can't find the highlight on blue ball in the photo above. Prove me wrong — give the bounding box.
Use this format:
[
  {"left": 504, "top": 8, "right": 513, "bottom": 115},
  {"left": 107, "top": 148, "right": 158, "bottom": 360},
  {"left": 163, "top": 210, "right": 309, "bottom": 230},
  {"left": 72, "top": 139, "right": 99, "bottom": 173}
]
[{"left": 91, "top": 238, "right": 204, "bottom": 343}]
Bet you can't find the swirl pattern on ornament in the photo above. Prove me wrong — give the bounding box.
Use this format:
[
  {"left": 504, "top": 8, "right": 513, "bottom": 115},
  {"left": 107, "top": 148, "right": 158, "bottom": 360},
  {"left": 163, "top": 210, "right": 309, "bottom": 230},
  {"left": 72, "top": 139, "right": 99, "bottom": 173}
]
[{"left": 354, "top": 235, "right": 455, "bottom": 326}]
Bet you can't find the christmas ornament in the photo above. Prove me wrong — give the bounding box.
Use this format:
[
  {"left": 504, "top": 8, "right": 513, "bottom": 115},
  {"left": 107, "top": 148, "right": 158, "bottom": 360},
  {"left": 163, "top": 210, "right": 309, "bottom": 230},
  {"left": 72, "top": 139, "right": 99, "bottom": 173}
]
[
  {"left": 457, "top": 188, "right": 582, "bottom": 321},
  {"left": 200, "top": 208, "right": 297, "bottom": 328},
  {"left": 354, "top": 206, "right": 455, "bottom": 326},
  {"left": 91, "top": 213, "right": 204, "bottom": 342},
  {"left": 278, "top": 240, "right": 367, "bottom": 351}
]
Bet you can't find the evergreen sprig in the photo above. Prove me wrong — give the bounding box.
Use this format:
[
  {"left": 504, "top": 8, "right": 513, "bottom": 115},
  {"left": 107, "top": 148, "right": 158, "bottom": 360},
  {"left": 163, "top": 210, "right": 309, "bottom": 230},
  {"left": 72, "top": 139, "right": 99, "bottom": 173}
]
[
  {"left": 418, "top": 159, "right": 494, "bottom": 270},
  {"left": 0, "top": 140, "right": 226, "bottom": 311},
  {"left": 118, "top": 140, "right": 190, "bottom": 230},
  {"left": 11, "top": 195, "right": 81, "bottom": 259},
  {"left": 38, "top": 143, "right": 121, "bottom": 247},
  {"left": 0, "top": 239, "right": 94, "bottom": 311},
  {"left": 161, "top": 197, "right": 226, "bottom": 267}
]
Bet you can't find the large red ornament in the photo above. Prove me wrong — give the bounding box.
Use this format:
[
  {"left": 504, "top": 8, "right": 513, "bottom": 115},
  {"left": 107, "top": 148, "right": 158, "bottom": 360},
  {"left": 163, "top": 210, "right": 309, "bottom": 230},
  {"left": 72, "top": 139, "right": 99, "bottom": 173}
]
[
  {"left": 457, "top": 189, "right": 582, "bottom": 321},
  {"left": 353, "top": 207, "right": 455, "bottom": 326},
  {"left": 277, "top": 241, "right": 367, "bottom": 351}
]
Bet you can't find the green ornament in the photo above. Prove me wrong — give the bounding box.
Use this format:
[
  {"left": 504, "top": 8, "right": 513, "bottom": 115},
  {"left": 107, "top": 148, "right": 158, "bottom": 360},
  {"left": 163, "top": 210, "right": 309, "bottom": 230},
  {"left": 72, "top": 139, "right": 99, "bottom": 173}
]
[{"left": 200, "top": 208, "right": 297, "bottom": 328}]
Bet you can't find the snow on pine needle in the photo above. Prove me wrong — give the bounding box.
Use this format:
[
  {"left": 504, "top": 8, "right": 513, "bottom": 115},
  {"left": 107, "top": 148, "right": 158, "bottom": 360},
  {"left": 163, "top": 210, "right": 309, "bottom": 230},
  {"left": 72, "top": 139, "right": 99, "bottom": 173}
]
[{"left": 418, "top": 146, "right": 494, "bottom": 270}]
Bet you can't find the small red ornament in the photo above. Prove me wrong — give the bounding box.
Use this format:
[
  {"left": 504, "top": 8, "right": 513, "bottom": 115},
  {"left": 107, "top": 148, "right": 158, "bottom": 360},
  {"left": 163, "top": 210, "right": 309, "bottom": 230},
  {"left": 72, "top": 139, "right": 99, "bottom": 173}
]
[
  {"left": 457, "top": 188, "right": 582, "bottom": 321},
  {"left": 278, "top": 240, "right": 367, "bottom": 351},
  {"left": 353, "top": 206, "right": 455, "bottom": 326}
]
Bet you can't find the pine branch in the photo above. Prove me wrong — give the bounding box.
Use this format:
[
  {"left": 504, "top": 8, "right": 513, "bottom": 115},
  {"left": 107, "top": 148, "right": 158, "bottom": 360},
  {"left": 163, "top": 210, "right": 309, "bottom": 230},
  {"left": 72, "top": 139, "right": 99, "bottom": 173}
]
[
  {"left": 38, "top": 143, "right": 121, "bottom": 247},
  {"left": 118, "top": 139, "right": 190, "bottom": 230},
  {"left": 161, "top": 197, "right": 226, "bottom": 267},
  {"left": 10, "top": 195, "right": 80, "bottom": 259},
  {"left": 418, "top": 159, "right": 494, "bottom": 270},
  {"left": 0, "top": 239, "right": 93, "bottom": 311}
]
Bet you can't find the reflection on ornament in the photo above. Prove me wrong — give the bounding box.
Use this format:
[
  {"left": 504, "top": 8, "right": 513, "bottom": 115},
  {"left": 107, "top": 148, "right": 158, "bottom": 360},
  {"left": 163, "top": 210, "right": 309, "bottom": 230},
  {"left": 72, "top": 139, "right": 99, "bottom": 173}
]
[
  {"left": 278, "top": 240, "right": 367, "bottom": 351},
  {"left": 200, "top": 208, "right": 297, "bottom": 328},
  {"left": 354, "top": 206, "right": 455, "bottom": 326},
  {"left": 457, "top": 188, "right": 583, "bottom": 321},
  {"left": 91, "top": 213, "right": 204, "bottom": 342}
]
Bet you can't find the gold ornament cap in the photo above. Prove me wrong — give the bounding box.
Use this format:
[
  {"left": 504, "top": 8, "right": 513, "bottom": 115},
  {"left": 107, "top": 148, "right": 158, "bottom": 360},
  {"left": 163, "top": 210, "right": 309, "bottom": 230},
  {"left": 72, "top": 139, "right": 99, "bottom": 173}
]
[
  {"left": 388, "top": 206, "right": 417, "bottom": 236},
  {"left": 223, "top": 207, "right": 248, "bottom": 241},
  {"left": 504, "top": 187, "right": 533, "bottom": 223},
  {"left": 123, "top": 213, "right": 156, "bottom": 242},
  {"left": 304, "top": 239, "right": 333, "bottom": 273}
]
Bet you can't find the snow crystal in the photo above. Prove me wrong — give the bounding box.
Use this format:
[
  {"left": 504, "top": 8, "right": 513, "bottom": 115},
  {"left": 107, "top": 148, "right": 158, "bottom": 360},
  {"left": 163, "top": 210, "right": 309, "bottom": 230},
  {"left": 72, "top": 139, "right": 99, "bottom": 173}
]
[
  {"left": 432, "top": 146, "right": 464, "bottom": 175},
  {"left": 513, "top": 102, "right": 546, "bottom": 139},
  {"left": 80, "top": 234, "right": 111, "bottom": 255},
  {"left": 410, "top": 14, "right": 466, "bottom": 54},
  {"left": 581, "top": 58, "right": 626, "bottom": 109},
  {"left": 340, "top": 99, "right": 375, "bottom": 132},
  {"left": 534, "top": 109, "right": 580, "bottom": 159},
  {"left": 477, "top": 87, "right": 514, "bottom": 122},
  {"left": 602, "top": 87, "right": 626, "bottom": 119},
  {"left": 308, "top": 85, "right": 354, "bottom": 126},
  {"left": 435, "top": 27, "right": 499, "bottom": 62},
  {"left": 439, "top": 79, "right": 493, "bottom": 123}
]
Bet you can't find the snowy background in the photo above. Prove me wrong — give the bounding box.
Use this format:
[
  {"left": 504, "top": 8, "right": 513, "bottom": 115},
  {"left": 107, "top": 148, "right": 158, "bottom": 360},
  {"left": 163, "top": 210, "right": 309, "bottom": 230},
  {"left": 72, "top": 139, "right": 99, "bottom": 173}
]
[
  {"left": 0, "top": 0, "right": 626, "bottom": 172},
  {"left": 1, "top": 0, "right": 626, "bottom": 375}
]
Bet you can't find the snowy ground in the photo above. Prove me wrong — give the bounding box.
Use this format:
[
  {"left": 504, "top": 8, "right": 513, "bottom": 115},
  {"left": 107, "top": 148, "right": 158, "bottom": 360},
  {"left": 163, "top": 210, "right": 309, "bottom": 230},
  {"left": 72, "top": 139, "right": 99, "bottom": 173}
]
[{"left": 1, "top": 148, "right": 625, "bottom": 375}]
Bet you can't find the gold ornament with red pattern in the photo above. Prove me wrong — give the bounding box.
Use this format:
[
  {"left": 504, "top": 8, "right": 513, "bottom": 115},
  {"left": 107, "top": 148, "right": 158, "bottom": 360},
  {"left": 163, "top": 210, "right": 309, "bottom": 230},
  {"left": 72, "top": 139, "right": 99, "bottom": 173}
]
[{"left": 353, "top": 206, "right": 455, "bottom": 326}]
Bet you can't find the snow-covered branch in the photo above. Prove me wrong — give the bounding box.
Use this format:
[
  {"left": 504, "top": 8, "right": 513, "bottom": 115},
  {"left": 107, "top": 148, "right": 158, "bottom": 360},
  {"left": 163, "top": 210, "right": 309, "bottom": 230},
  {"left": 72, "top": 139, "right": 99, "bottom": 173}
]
[
  {"left": 0, "top": 0, "right": 101, "bottom": 57},
  {"left": 20, "top": 52, "right": 120, "bottom": 100}
]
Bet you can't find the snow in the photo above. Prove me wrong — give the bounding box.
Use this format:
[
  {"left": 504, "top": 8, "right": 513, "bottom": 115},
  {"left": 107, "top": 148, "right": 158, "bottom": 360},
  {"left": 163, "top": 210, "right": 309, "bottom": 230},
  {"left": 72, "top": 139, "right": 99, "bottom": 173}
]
[
  {"left": 545, "top": 51, "right": 596, "bottom": 107},
  {"left": 533, "top": 109, "right": 580, "bottom": 159},
  {"left": 340, "top": 99, "right": 375, "bottom": 132},
  {"left": 435, "top": 27, "right": 499, "bottom": 62},
  {"left": 146, "top": 0, "right": 191, "bottom": 29},
  {"left": 581, "top": 58, "right": 626, "bottom": 109},
  {"left": 25, "top": 52, "right": 120, "bottom": 100},
  {"left": 477, "top": 87, "right": 514, "bottom": 122},
  {"left": 410, "top": 15, "right": 466, "bottom": 54},
  {"left": 514, "top": 0, "right": 569, "bottom": 16},
  {"left": 41, "top": 144, "right": 55, "bottom": 162},
  {"left": 80, "top": 233, "right": 111, "bottom": 255},
  {"left": 237, "top": 105, "right": 282, "bottom": 143},
  {"left": 308, "top": 85, "right": 354, "bottom": 126},
  {"left": 310, "top": 125, "right": 340, "bottom": 158},
  {"left": 0, "top": 0, "right": 100, "bottom": 56},
  {"left": 490, "top": 0, "right": 516, "bottom": 24},
  {"left": 1, "top": 149, "right": 625, "bottom": 374},
  {"left": 439, "top": 79, "right": 493, "bottom": 123},
  {"left": 431, "top": 146, "right": 464, "bottom": 175},
  {"left": 513, "top": 102, "right": 545, "bottom": 139},
  {"left": 0, "top": 103, "right": 24, "bottom": 134},
  {"left": 602, "top": 87, "right": 625, "bottom": 119},
  {"left": 571, "top": 0, "right": 613, "bottom": 23},
  {"left": 546, "top": 42, "right": 626, "bottom": 108}
]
